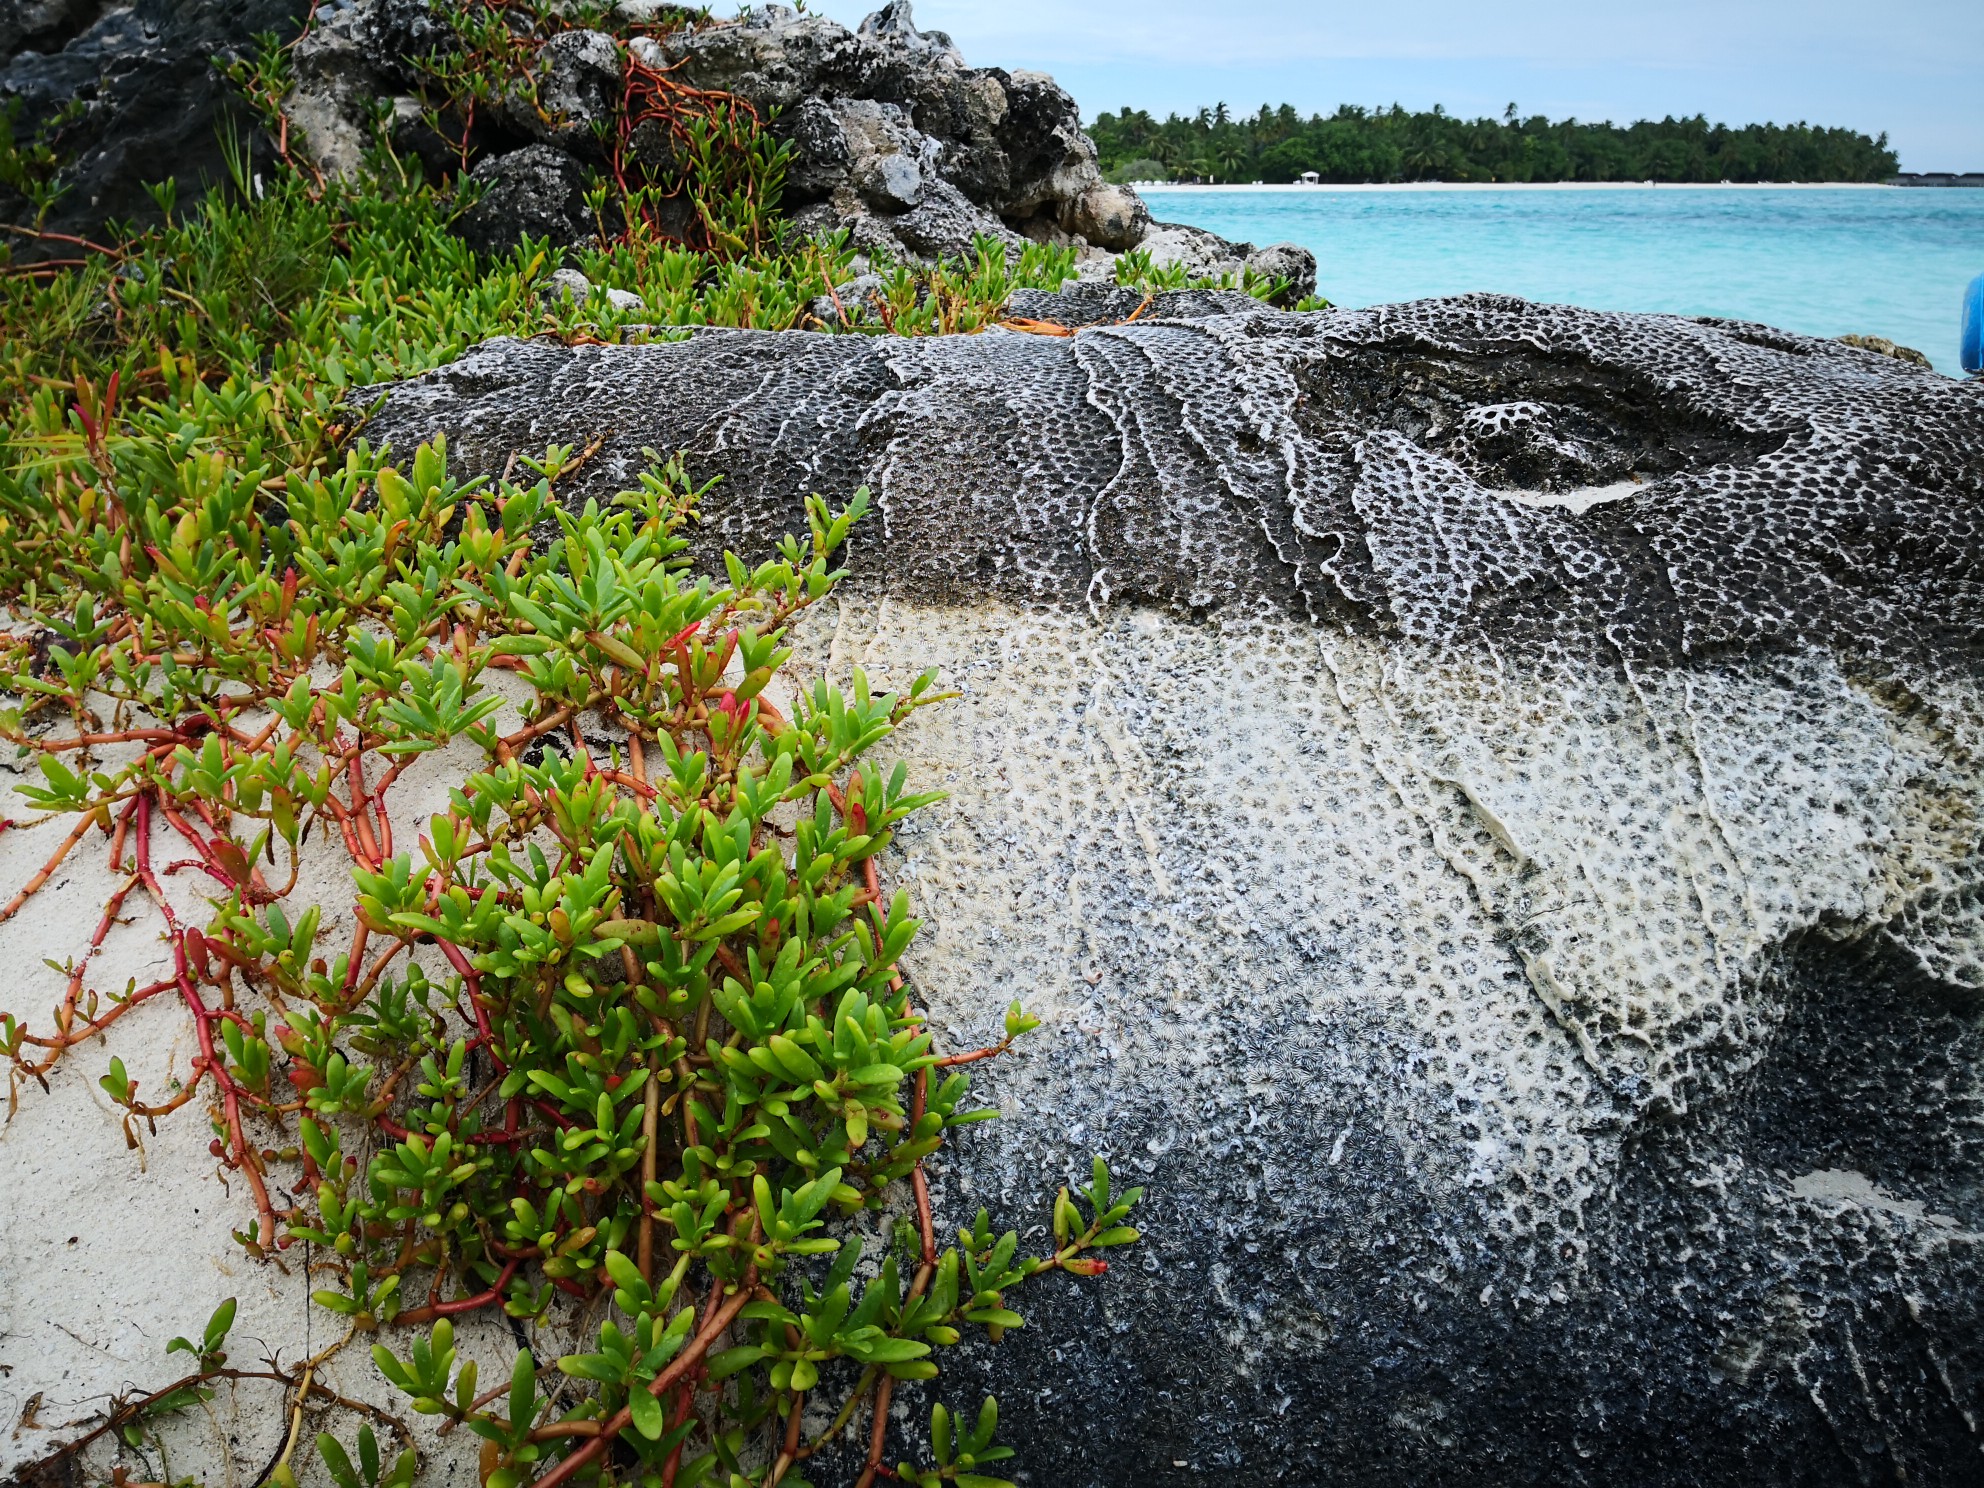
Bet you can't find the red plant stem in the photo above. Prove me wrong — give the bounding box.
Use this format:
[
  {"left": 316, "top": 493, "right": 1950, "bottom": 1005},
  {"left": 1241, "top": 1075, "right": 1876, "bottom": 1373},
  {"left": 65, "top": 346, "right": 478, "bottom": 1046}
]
[
  {"left": 109, "top": 798, "right": 132, "bottom": 870},
  {"left": 134, "top": 793, "right": 277, "bottom": 1247},
  {"left": 932, "top": 1040, "right": 1012, "bottom": 1069},
  {"left": 50, "top": 845, "right": 139, "bottom": 1032},
  {"left": 161, "top": 805, "right": 239, "bottom": 888},
  {"left": 163, "top": 854, "right": 238, "bottom": 891},
  {"left": 0, "top": 221, "right": 125, "bottom": 256},
  {"left": 998, "top": 317, "right": 1075, "bottom": 338},
  {"left": 854, "top": 1376, "right": 896, "bottom": 1488},
  {"left": 348, "top": 757, "right": 381, "bottom": 866},
  {"left": 596, "top": 767, "right": 656, "bottom": 799},
  {"left": 434, "top": 938, "right": 500, "bottom": 1066},
  {"left": 346, "top": 933, "right": 409, "bottom": 1002},
  {"left": 500, "top": 703, "right": 580, "bottom": 755},
  {"left": 321, "top": 794, "right": 369, "bottom": 864},
  {"left": 17, "top": 976, "right": 175, "bottom": 1051},
  {"left": 393, "top": 1258, "right": 520, "bottom": 1326},
  {"left": 770, "top": 1379, "right": 806, "bottom": 1487},
  {"left": 532, "top": 1099, "right": 576, "bottom": 1131},
  {"left": 4, "top": 259, "right": 92, "bottom": 276},
  {"left": 657, "top": 1375, "right": 697, "bottom": 1488},
  {"left": 10, "top": 727, "right": 186, "bottom": 751},
  {"left": 0, "top": 809, "right": 99, "bottom": 925},
  {"left": 911, "top": 1096, "right": 935, "bottom": 1268},
  {"left": 526, "top": 1422, "right": 602, "bottom": 1442},
  {"left": 359, "top": 755, "right": 412, "bottom": 863},
  {"left": 529, "top": 1277, "right": 756, "bottom": 1488}
]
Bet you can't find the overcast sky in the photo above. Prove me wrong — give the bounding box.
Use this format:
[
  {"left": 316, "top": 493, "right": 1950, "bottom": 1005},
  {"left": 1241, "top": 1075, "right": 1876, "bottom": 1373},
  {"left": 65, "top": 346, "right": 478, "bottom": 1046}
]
[{"left": 805, "top": 0, "right": 1984, "bottom": 171}]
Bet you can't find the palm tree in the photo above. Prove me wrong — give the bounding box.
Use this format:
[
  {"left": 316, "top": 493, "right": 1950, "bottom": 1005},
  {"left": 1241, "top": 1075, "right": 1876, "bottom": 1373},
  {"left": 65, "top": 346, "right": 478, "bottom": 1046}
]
[{"left": 1402, "top": 141, "right": 1451, "bottom": 180}]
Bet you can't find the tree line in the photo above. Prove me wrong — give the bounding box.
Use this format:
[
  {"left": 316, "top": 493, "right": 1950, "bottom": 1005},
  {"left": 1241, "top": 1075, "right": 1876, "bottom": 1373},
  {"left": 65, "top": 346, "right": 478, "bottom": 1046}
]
[{"left": 1090, "top": 103, "right": 1900, "bottom": 184}]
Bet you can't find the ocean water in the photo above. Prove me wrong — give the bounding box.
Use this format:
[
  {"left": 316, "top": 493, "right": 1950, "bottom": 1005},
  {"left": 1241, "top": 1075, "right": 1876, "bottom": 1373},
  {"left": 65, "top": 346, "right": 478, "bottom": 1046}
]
[{"left": 1140, "top": 185, "right": 1984, "bottom": 374}]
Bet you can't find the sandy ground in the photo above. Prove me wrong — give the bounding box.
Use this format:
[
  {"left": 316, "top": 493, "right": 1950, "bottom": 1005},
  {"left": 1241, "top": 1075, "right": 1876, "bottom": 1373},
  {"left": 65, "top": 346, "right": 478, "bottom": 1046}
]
[
  {"left": 0, "top": 648, "right": 840, "bottom": 1486},
  {"left": 0, "top": 682, "right": 542, "bottom": 1486}
]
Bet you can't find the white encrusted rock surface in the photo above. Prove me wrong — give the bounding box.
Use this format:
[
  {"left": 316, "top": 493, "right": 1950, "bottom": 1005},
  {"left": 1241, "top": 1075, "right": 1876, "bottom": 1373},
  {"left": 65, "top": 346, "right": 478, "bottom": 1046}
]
[{"left": 353, "top": 294, "right": 1984, "bottom": 1483}]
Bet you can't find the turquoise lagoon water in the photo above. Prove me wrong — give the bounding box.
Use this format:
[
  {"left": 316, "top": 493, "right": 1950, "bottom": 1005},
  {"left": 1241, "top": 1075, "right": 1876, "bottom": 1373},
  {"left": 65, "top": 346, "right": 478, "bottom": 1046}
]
[{"left": 1140, "top": 185, "right": 1984, "bottom": 374}]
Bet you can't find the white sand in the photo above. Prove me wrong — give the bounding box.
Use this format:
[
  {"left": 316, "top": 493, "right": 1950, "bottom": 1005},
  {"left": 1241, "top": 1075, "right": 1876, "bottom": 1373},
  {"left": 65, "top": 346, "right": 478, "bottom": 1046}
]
[{"left": 1135, "top": 180, "right": 1897, "bottom": 193}]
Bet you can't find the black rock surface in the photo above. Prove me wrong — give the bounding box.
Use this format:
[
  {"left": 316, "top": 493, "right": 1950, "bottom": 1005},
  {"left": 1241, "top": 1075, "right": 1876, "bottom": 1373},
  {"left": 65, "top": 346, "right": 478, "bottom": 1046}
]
[
  {"left": 360, "top": 295, "right": 1984, "bottom": 1484},
  {"left": 361, "top": 292, "right": 1982, "bottom": 662},
  {"left": 0, "top": 0, "right": 307, "bottom": 247},
  {"left": 455, "top": 142, "right": 590, "bottom": 257},
  {"left": 3, "top": 0, "right": 1305, "bottom": 289}
]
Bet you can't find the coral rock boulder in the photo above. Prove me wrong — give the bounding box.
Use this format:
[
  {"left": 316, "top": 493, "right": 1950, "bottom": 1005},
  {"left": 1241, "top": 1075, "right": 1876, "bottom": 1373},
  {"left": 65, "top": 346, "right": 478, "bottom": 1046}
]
[
  {"left": 0, "top": 0, "right": 310, "bottom": 244},
  {"left": 359, "top": 294, "right": 1984, "bottom": 1485}
]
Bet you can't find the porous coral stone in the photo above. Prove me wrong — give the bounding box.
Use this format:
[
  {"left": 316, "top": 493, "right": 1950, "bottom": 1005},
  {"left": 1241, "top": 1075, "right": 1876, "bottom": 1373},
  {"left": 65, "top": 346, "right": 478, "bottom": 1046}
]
[{"left": 360, "top": 292, "right": 1984, "bottom": 1485}]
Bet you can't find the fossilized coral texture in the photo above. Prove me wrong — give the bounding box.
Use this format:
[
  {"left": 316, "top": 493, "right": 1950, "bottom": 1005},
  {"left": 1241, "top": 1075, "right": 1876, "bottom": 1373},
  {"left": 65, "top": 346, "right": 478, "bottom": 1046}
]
[{"left": 366, "top": 296, "right": 1984, "bottom": 1483}]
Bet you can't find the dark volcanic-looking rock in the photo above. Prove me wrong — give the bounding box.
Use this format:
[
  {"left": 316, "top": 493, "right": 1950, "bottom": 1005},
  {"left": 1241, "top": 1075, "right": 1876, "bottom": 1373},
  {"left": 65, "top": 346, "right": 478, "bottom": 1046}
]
[
  {"left": 284, "top": 0, "right": 448, "bottom": 179},
  {"left": 1244, "top": 238, "right": 1319, "bottom": 301},
  {"left": 454, "top": 143, "right": 590, "bottom": 256},
  {"left": 1003, "top": 282, "right": 1262, "bottom": 326},
  {"left": 363, "top": 296, "right": 1984, "bottom": 1484},
  {"left": 5, "top": 0, "right": 1250, "bottom": 281},
  {"left": 528, "top": 28, "right": 619, "bottom": 150},
  {"left": 654, "top": 2, "right": 1147, "bottom": 257},
  {"left": 1836, "top": 331, "right": 1933, "bottom": 368},
  {"left": 1131, "top": 218, "right": 1321, "bottom": 301},
  {"left": 0, "top": 0, "right": 100, "bottom": 56},
  {"left": 0, "top": 0, "right": 308, "bottom": 246}
]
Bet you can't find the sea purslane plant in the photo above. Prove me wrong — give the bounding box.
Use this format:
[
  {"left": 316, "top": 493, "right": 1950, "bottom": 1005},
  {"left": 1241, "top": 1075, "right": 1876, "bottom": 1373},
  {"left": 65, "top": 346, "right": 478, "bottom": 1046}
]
[
  {"left": 0, "top": 8, "right": 1301, "bottom": 1472},
  {"left": 0, "top": 421, "right": 1143, "bottom": 1486}
]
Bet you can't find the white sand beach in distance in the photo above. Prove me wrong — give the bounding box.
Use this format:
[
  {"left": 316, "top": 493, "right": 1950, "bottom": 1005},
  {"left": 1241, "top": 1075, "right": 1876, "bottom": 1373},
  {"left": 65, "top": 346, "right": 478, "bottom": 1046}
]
[{"left": 1136, "top": 180, "right": 1899, "bottom": 192}]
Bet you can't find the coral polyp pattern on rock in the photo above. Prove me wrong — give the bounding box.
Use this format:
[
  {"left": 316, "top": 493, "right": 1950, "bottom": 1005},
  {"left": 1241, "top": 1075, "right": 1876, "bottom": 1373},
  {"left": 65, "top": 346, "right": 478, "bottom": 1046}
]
[{"left": 359, "top": 293, "right": 1984, "bottom": 1483}]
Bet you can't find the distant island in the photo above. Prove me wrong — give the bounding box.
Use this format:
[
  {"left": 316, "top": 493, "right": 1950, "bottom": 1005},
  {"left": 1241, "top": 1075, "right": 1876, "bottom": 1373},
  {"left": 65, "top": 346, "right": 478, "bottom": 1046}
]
[{"left": 1091, "top": 104, "right": 1900, "bottom": 184}]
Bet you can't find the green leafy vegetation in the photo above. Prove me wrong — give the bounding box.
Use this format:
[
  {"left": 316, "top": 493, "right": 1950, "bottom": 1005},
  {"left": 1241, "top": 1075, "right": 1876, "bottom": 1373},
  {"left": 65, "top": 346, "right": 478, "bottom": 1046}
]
[
  {"left": 0, "top": 9, "right": 1244, "bottom": 1485},
  {"left": 0, "top": 236, "right": 1145, "bottom": 1481},
  {"left": 0, "top": 94, "right": 88, "bottom": 228},
  {"left": 413, "top": 0, "right": 785, "bottom": 255},
  {"left": 1094, "top": 101, "right": 1901, "bottom": 184}
]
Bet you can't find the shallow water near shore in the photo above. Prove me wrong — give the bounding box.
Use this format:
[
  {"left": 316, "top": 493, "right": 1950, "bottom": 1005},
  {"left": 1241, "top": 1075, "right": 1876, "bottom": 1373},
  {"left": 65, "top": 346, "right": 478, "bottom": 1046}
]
[{"left": 1143, "top": 184, "right": 1984, "bottom": 373}]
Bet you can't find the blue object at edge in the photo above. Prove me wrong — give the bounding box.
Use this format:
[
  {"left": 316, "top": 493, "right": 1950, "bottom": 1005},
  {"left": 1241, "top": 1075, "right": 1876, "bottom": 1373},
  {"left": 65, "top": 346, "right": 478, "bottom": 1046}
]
[{"left": 1964, "top": 272, "right": 1984, "bottom": 373}]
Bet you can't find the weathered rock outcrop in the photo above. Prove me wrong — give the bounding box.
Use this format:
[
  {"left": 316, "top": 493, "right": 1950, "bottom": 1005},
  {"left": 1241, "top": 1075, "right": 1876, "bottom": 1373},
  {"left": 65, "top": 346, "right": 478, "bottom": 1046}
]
[
  {"left": 280, "top": 0, "right": 452, "bottom": 182},
  {"left": 454, "top": 141, "right": 591, "bottom": 259},
  {"left": 2, "top": 0, "right": 1312, "bottom": 295},
  {"left": 282, "top": 0, "right": 1163, "bottom": 265},
  {"left": 644, "top": 1, "right": 1145, "bottom": 260},
  {"left": 0, "top": 0, "right": 308, "bottom": 244},
  {"left": 641, "top": 3, "right": 1310, "bottom": 291},
  {"left": 358, "top": 296, "right": 1984, "bottom": 1484}
]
